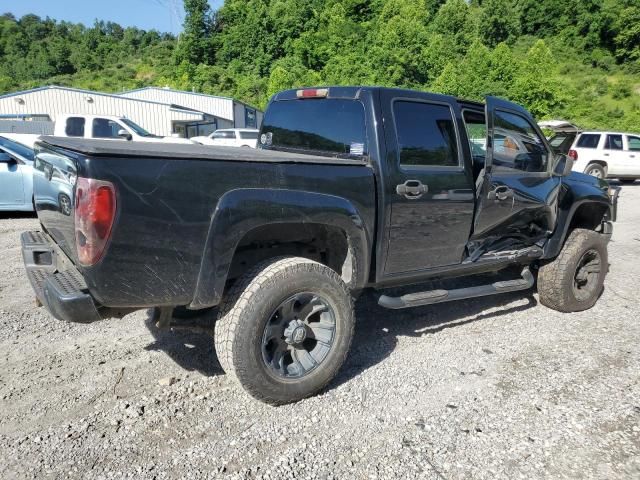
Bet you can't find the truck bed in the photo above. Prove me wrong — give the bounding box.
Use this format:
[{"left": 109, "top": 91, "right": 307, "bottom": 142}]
[
  {"left": 31, "top": 137, "right": 376, "bottom": 312},
  {"left": 39, "top": 137, "right": 367, "bottom": 165}
]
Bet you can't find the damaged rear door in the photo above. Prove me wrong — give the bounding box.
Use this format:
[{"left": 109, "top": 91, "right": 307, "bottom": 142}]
[{"left": 470, "top": 96, "right": 561, "bottom": 251}]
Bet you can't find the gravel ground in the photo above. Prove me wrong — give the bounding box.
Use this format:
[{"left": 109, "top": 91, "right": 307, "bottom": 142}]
[{"left": 1, "top": 185, "right": 639, "bottom": 480}]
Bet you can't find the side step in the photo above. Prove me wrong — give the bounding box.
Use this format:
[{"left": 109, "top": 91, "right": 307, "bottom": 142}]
[{"left": 378, "top": 268, "right": 534, "bottom": 310}]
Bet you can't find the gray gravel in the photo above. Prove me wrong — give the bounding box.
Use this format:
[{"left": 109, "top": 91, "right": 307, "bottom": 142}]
[{"left": 1, "top": 184, "right": 640, "bottom": 479}]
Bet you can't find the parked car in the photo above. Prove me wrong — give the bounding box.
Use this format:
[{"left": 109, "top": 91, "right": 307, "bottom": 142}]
[
  {"left": 0, "top": 133, "right": 39, "bottom": 211},
  {"left": 54, "top": 114, "right": 194, "bottom": 144},
  {"left": 538, "top": 120, "right": 582, "bottom": 155},
  {"left": 568, "top": 131, "right": 640, "bottom": 182},
  {"left": 23, "top": 87, "right": 618, "bottom": 405},
  {"left": 191, "top": 128, "right": 259, "bottom": 148}
]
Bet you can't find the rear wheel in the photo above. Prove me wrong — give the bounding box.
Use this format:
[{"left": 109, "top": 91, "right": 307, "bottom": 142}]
[
  {"left": 585, "top": 163, "right": 606, "bottom": 179},
  {"left": 537, "top": 228, "right": 608, "bottom": 312},
  {"left": 214, "top": 257, "right": 354, "bottom": 405}
]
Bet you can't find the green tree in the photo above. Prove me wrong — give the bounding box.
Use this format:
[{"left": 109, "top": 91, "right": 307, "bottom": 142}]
[
  {"left": 174, "top": 0, "right": 213, "bottom": 65},
  {"left": 478, "top": 0, "right": 520, "bottom": 47}
]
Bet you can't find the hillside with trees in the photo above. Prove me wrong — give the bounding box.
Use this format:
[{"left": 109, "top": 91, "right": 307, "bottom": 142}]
[{"left": 1, "top": 0, "right": 639, "bottom": 130}]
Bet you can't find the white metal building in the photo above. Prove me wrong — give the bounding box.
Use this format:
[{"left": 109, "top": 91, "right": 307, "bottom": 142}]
[
  {"left": 119, "top": 87, "right": 263, "bottom": 137},
  {"left": 0, "top": 86, "right": 262, "bottom": 138}
]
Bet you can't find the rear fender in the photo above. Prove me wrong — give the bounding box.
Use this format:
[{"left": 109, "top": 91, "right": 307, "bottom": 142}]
[{"left": 190, "top": 189, "right": 370, "bottom": 308}]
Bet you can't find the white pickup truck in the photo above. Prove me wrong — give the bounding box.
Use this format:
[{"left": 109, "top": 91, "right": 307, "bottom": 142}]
[{"left": 54, "top": 114, "right": 193, "bottom": 144}]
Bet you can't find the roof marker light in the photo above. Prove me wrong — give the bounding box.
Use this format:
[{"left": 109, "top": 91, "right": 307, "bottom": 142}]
[{"left": 296, "top": 88, "right": 329, "bottom": 99}]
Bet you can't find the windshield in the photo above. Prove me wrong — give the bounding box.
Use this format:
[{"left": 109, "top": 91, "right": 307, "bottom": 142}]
[
  {"left": 260, "top": 99, "right": 367, "bottom": 159},
  {"left": 120, "top": 118, "right": 157, "bottom": 137},
  {"left": 0, "top": 136, "right": 35, "bottom": 161}
]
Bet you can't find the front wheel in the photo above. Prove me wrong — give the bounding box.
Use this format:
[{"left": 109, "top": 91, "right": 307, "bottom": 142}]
[
  {"left": 214, "top": 257, "right": 355, "bottom": 405},
  {"left": 537, "top": 228, "right": 609, "bottom": 312}
]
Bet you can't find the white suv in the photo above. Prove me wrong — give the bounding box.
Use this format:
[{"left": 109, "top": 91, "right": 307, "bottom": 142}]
[
  {"left": 191, "top": 129, "right": 259, "bottom": 148},
  {"left": 569, "top": 131, "right": 640, "bottom": 183}
]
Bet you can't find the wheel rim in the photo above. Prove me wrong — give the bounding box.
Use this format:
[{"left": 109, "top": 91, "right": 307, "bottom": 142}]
[
  {"left": 573, "top": 249, "right": 602, "bottom": 301},
  {"left": 588, "top": 167, "right": 603, "bottom": 178},
  {"left": 261, "top": 292, "right": 336, "bottom": 379}
]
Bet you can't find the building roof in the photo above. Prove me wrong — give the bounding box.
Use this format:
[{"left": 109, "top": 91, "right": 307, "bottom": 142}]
[
  {"left": 0, "top": 85, "right": 200, "bottom": 111},
  {"left": 119, "top": 86, "right": 235, "bottom": 102}
]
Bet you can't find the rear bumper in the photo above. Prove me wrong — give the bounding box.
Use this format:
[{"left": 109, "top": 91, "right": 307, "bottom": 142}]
[{"left": 21, "top": 230, "right": 102, "bottom": 323}]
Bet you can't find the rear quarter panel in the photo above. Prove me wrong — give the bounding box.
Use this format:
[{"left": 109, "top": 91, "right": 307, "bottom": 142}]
[{"left": 74, "top": 156, "right": 376, "bottom": 307}]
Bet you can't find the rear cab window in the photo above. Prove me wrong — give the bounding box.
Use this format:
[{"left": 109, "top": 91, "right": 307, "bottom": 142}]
[
  {"left": 576, "top": 134, "right": 601, "bottom": 149},
  {"left": 393, "top": 100, "right": 459, "bottom": 168},
  {"left": 259, "top": 99, "right": 366, "bottom": 159},
  {"left": 65, "top": 117, "right": 85, "bottom": 137}
]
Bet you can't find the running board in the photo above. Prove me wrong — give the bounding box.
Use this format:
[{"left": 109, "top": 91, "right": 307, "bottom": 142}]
[{"left": 378, "top": 267, "right": 534, "bottom": 310}]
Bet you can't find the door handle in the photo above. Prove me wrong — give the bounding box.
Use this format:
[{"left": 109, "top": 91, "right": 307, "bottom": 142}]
[
  {"left": 630, "top": 155, "right": 636, "bottom": 158},
  {"left": 489, "top": 185, "right": 513, "bottom": 201},
  {"left": 604, "top": 153, "right": 610, "bottom": 156},
  {"left": 396, "top": 180, "right": 428, "bottom": 199}
]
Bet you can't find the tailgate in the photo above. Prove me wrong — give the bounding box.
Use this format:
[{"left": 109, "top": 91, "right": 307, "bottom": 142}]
[{"left": 33, "top": 144, "right": 78, "bottom": 262}]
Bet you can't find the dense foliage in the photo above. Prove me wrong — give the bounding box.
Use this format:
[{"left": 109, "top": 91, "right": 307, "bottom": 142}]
[{"left": 1, "top": 0, "right": 639, "bottom": 130}]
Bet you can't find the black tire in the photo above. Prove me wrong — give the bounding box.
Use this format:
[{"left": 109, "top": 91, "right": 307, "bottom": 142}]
[
  {"left": 584, "top": 163, "right": 606, "bottom": 179},
  {"left": 214, "top": 256, "right": 354, "bottom": 405},
  {"left": 619, "top": 179, "right": 636, "bottom": 184},
  {"left": 538, "top": 228, "right": 608, "bottom": 312}
]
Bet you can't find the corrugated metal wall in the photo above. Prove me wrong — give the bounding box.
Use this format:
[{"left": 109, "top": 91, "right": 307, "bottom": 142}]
[
  {"left": 0, "top": 88, "right": 202, "bottom": 136},
  {"left": 119, "top": 88, "right": 236, "bottom": 122},
  {"left": 0, "top": 120, "right": 53, "bottom": 134}
]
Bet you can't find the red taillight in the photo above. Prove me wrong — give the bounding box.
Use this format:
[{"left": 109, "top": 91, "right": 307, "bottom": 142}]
[
  {"left": 74, "top": 177, "right": 116, "bottom": 266},
  {"left": 296, "top": 88, "right": 329, "bottom": 99},
  {"left": 568, "top": 149, "right": 578, "bottom": 161}
]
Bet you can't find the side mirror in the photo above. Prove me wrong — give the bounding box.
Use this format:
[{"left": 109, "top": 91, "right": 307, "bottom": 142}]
[
  {"left": 553, "top": 154, "right": 573, "bottom": 177},
  {"left": 0, "top": 152, "right": 15, "bottom": 163},
  {"left": 117, "top": 129, "right": 133, "bottom": 141}
]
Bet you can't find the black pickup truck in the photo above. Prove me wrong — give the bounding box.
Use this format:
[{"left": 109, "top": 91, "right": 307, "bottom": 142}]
[{"left": 23, "top": 87, "right": 618, "bottom": 405}]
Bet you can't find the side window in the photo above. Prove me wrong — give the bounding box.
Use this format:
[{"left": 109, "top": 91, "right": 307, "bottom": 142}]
[
  {"left": 212, "top": 131, "right": 236, "bottom": 139},
  {"left": 65, "top": 117, "right": 85, "bottom": 137},
  {"left": 393, "top": 101, "right": 459, "bottom": 167},
  {"left": 628, "top": 136, "right": 640, "bottom": 152},
  {"left": 604, "top": 134, "right": 623, "bottom": 150},
  {"left": 576, "top": 134, "right": 601, "bottom": 149},
  {"left": 492, "top": 110, "right": 549, "bottom": 173},
  {"left": 92, "top": 119, "right": 123, "bottom": 139}
]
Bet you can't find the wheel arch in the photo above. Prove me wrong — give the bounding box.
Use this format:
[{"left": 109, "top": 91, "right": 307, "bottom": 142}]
[
  {"left": 189, "top": 189, "right": 371, "bottom": 309},
  {"left": 542, "top": 198, "right": 612, "bottom": 260}
]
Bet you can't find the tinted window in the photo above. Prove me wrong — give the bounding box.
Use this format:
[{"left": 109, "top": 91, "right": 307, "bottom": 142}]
[
  {"left": 212, "top": 131, "right": 236, "bottom": 139},
  {"left": 394, "top": 101, "right": 458, "bottom": 167},
  {"left": 463, "top": 110, "right": 487, "bottom": 157},
  {"left": 0, "top": 137, "right": 35, "bottom": 161},
  {"left": 65, "top": 117, "right": 85, "bottom": 137},
  {"left": 628, "top": 136, "right": 640, "bottom": 151},
  {"left": 492, "top": 110, "right": 548, "bottom": 172},
  {"left": 239, "top": 131, "right": 259, "bottom": 140},
  {"left": 260, "top": 99, "right": 366, "bottom": 159},
  {"left": 92, "top": 119, "right": 124, "bottom": 139},
  {"left": 604, "top": 134, "right": 623, "bottom": 150},
  {"left": 576, "top": 134, "right": 601, "bottom": 149}
]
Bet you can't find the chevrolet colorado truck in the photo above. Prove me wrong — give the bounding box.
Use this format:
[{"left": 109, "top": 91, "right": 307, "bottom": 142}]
[{"left": 23, "top": 87, "right": 619, "bottom": 405}]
